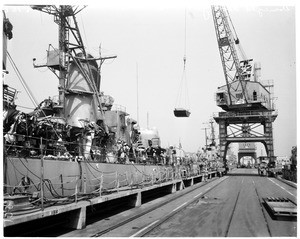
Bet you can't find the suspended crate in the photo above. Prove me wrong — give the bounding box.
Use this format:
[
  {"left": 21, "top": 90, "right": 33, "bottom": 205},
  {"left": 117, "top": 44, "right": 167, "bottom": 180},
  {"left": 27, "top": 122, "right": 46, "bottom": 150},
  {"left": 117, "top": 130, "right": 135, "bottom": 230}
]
[
  {"left": 173, "top": 13, "right": 191, "bottom": 118},
  {"left": 174, "top": 62, "right": 191, "bottom": 118},
  {"left": 174, "top": 108, "right": 191, "bottom": 117}
]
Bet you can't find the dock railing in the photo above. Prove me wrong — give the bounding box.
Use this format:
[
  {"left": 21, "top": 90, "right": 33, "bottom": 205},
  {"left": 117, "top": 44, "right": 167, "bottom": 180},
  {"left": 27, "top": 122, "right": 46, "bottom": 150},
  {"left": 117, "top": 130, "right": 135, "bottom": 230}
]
[{"left": 213, "top": 110, "right": 278, "bottom": 118}]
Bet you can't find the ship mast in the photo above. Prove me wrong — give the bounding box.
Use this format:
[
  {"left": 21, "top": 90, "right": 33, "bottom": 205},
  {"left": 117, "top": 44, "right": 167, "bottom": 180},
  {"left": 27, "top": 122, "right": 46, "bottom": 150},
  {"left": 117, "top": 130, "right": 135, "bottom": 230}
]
[
  {"left": 57, "top": 5, "right": 69, "bottom": 116},
  {"left": 32, "top": 5, "right": 93, "bottom": 117}
]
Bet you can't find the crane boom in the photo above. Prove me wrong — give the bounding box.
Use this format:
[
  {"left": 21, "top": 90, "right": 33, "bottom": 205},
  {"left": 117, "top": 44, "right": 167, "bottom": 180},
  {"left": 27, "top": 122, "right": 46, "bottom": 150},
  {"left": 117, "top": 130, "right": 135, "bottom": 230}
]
[{"left": 212, "top": 6, "right": 248, "bottom": 108}]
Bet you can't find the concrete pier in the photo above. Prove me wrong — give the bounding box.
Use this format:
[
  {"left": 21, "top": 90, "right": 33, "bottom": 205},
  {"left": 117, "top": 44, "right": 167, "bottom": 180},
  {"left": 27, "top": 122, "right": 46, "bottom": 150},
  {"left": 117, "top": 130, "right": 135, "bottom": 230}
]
[{"left": 4, "top": 171, "right": 218, "bottom": 230}]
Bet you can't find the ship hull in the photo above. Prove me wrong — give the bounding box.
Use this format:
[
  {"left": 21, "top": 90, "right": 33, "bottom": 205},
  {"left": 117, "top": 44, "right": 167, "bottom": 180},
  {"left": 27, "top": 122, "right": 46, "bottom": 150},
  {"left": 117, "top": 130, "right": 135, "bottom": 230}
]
[{"left": 4, "top": 156, "right": 175, "bottom": 198}]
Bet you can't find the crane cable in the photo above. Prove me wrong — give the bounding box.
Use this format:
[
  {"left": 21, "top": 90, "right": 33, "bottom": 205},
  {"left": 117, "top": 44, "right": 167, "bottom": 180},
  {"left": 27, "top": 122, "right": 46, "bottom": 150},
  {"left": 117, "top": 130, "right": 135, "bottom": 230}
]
[
  {"left": 175, "top": 9, "right": 190, "bottom": 109},
  {"left": 226, "top": 8, "right": 247, "bottom": 60}
]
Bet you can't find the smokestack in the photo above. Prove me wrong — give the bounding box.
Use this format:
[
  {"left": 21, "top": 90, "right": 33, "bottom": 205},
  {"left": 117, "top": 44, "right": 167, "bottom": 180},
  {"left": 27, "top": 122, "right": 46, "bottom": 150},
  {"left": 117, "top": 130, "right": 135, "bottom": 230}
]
[{"left": 254, "top": 62, "right": 261, "bottom": 82}]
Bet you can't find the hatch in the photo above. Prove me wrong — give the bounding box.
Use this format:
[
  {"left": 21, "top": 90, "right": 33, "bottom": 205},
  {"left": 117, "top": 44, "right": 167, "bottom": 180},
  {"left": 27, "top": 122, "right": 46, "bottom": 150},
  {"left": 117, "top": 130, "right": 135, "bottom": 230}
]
[{"left": 263, "top": 197, "right": 297, "bottom": 218}]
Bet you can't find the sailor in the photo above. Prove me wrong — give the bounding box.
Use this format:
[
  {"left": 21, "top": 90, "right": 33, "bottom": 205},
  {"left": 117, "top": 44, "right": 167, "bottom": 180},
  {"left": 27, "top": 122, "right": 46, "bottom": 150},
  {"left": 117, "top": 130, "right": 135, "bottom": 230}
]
[
  {"left": 123, "top": 143, "right": 130, "bottom": 164},
  {"left": 162, "top": 148, "right": 167, "bottom": 165},
  {"left": 166, "top": 146, "right": 173, "bottom": 165},
  {"left": 203, "top": 164, "right": 208, "bottom": 182},
  {"left": 170, "top": 145, "right": 176, "bottom": 166},
  {"left": 153, "top": 168, "right": 159, "bottom": 182},
  {"left": 217, "top": 168, "right": 222, "bottom": 177},
  {"left": 141, "top": 149, "right": 147, "bottom": 164},
  {"left": 117, "top": 140, "right": 125, "bottom": 163},
  {"left": 155, "top": 146, "right": 162, "bottom": 164},
  {"left": 146, "top": 140, "right": 154, "bottom": 164}
]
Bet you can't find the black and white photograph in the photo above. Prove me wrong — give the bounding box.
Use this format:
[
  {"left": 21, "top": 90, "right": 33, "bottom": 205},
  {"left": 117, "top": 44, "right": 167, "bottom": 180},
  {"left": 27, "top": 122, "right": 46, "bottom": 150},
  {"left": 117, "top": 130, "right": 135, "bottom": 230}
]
[{"left": 2, "top": 0, "right": 297, "bottom": 237}]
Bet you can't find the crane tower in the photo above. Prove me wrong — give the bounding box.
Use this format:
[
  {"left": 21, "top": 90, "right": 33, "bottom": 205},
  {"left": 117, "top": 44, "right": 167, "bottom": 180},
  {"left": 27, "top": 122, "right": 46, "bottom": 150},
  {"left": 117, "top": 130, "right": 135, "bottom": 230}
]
[{"left": 211, "top": 6, "right": 277, "bottom": 172}]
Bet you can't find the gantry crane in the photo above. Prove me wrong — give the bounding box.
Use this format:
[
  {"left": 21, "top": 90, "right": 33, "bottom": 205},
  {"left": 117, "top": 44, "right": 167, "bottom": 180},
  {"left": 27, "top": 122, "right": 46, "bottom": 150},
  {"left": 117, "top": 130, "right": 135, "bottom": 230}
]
[{"left": 211, "top": 6, "right": 277, "bottom": 172}]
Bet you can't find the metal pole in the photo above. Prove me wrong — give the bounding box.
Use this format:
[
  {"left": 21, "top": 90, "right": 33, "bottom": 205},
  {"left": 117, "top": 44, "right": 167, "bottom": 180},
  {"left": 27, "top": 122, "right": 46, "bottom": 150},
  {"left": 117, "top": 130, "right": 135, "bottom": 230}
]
[
  {"left": 116, "top": 172, "right": 119, "bottom": 193},
  {"left": 147, "top": 112, "right": 149, "bottom": 129},
  {"left": 58, "top": 6, "right": 67, "bottom": 117},
  {"left": 99, "top": 174, "right": 103, "bottom": 197},
  {"left": 40, "top": 156, "right": 44, "bottom": 211},
  {"left": 75, "top": 176, "right": 78, "bottom": 203},
  {"left": 136, "top": 62, "right": 139, "bottom": 123},
  {"left": 200, "top": 127, "right": 207, "bottom": 148},
  {"left": 83, "top": 175, "right": 86, "bottom": 194},
  {"left": 4, "top": 149, "right": 7, "bottom": 194},
  {"left": 205, "top": 128, "right": 208, "bottom": 148},
  {"left": 60, "top": 174, "right": 64, "bottom": 196}
]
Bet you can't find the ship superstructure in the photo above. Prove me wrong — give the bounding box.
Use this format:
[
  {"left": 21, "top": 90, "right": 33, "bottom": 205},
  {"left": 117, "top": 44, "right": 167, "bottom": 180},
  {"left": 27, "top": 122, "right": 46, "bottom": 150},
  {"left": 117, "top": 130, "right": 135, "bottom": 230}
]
[{"left": 2, "top": 5, "right": 167, "bottom": 202}]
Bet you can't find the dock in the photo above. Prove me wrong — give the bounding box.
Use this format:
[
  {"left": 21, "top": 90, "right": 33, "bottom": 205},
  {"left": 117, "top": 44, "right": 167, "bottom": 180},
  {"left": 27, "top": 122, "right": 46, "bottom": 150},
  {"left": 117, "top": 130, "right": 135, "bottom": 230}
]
[{"left": 4, "top": 171, "right": 218, "bottom": 230}]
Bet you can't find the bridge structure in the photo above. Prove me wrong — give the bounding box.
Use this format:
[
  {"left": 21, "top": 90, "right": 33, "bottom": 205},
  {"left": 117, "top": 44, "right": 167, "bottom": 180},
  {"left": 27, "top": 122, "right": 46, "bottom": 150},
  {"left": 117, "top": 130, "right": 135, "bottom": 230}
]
[
  {"left": 238, "top": 142, "right": 257, "bottom": 166},
  {"left": 214, "top": 110, "right": 277, "bottom": 168}
]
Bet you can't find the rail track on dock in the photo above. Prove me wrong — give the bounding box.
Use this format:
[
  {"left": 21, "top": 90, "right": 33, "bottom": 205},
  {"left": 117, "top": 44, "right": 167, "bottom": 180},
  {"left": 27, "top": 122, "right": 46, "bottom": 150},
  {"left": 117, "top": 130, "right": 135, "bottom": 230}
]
[
  {"left": 102, "top": 170, "right": 295, "bottom": 237},
  {"left": 128, "top": 175, "right": 263, "bottom": 238},
  {"left": 221, "top": 179, "right": 272, "bottom": 237},
  {"left": 137, "top": 174, "right": 295, "bottom": 237},
  {"left": 91, "top": 176, "right": 229, "bottom": 237}
]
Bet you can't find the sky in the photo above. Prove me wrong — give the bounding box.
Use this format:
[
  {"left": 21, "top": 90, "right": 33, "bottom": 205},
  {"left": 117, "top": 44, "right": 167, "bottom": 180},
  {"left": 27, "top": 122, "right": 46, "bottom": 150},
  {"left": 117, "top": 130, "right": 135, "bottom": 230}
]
[{"left": 2, "top": 1, "right": 297, "bottom": 157}]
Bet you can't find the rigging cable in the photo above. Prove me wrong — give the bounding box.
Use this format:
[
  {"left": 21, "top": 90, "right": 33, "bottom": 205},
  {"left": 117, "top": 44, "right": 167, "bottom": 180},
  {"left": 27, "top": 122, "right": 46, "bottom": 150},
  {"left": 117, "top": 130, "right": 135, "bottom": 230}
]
[
  {"left": 184, "top": 8, "right": 187, "bottom": 63},
  {"left": 226, "top": 8, "right": 247, "bottom": 60},
  {"left": 7, "top": 51, "right": 39, "bottom": 107},
  {"left": 80, "top": 14, "right": 90, "bottom": 54}
]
